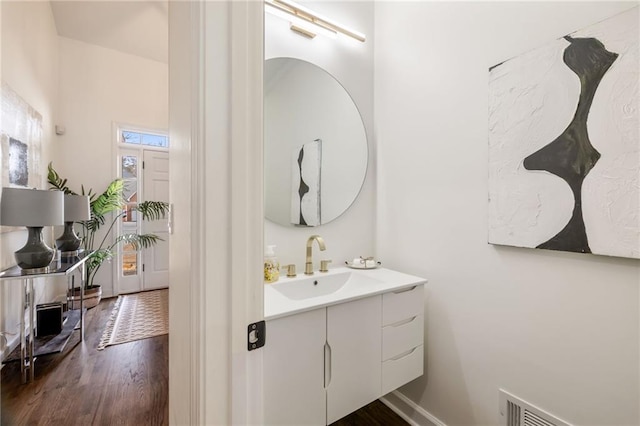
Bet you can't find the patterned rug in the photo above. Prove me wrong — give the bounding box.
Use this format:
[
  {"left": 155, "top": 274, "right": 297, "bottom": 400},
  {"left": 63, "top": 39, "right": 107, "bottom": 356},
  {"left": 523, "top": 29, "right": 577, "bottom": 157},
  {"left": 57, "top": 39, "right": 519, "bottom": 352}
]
[{"left": 98, "top": 289, "right": 168, "bottom": 350}]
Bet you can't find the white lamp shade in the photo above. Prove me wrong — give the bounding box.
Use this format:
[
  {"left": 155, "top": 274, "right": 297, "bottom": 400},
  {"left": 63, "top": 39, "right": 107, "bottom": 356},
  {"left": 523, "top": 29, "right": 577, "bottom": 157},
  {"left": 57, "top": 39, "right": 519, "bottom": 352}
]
[
  {"left": 0, "top": 187, "right": 64, "bottom": 227},
  {"left": 64, "top": 194, "right": 90, "bottom": 221}
]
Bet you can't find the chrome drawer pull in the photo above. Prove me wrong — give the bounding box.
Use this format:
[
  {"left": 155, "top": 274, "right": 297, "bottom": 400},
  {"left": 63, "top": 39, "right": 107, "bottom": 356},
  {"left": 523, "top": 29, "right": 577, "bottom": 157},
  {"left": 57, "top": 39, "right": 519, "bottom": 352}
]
[
  {"left": 392, "top": 285, "right": 417, "bottom": 294},
  {"left": 389, "top": 346, "right": 417, "bottom": 361},
  {"left": 387, "top": 315, "right": 417, "bottom": 328}
]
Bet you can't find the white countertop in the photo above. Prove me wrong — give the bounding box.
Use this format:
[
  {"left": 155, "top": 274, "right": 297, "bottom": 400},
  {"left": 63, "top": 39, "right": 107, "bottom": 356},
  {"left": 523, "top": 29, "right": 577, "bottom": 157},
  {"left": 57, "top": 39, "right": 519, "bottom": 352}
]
[{"left": 264, "top": 267, "right": 427, "bottom": 320}]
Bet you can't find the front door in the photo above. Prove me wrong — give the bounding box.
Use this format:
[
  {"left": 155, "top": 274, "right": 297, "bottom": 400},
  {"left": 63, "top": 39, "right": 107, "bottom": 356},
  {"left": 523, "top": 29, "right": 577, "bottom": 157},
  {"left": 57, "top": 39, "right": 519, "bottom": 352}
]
[
  {"left": 116, "top": 130, "right": 170, "bottom": 295},
  {"left": 142, "top": 150, "right": 170, "bottom": 290}
]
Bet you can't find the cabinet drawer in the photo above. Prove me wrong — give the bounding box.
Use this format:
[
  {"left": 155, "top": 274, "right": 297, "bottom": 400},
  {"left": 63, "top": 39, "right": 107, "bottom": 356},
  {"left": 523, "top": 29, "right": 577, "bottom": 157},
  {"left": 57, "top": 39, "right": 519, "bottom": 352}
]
[
  {"left": 381, "top": 345, "right": 424, "bottom": 395},
  {"left": 382, "top": 285, "right": 424, "bottom": 326},
  {"left": 382, "top": 314, "right": 423, "bottom": 361}
]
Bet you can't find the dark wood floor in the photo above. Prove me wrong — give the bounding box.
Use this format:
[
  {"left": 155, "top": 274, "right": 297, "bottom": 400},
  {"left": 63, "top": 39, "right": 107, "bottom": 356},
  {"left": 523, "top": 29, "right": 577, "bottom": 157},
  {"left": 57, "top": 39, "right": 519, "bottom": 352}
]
[
  {"left": 1, "top": 297, "right": 168, "bottom": 425},
  {"left": 330, "top": 400, "right": 408, "bottom": 426},
  {"left": 2, "top": 297, "right": 406, "bottom": 426}
]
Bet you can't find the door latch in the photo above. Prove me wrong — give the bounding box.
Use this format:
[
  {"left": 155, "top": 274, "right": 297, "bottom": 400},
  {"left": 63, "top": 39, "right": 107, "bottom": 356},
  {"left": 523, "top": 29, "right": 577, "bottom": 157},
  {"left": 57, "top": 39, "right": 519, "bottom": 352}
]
[{"left": 247, "top": 320, "right": 266, "bottom": 351}]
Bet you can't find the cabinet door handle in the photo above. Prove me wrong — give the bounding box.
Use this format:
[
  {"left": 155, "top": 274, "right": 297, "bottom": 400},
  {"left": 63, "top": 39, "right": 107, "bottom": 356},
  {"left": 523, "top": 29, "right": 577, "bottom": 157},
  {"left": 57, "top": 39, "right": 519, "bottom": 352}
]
[
  {"left": 324, "top": 341, "right": 332, "bottom": 389},
  {"left": 393, "top": 285, "right": 417, "bottom": 294},
  {"left": 389, "top": 346, "right": 417, "bottom": 361},
  {"left": 387, "top": 315, "right": 417, "bottom": 328}
]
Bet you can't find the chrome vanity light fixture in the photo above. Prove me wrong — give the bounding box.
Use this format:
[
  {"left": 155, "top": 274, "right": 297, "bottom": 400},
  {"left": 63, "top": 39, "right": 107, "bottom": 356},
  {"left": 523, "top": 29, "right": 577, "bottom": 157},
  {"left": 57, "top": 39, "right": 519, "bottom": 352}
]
[
  {"left": 264, "top": 0, "right": 366, "bottom": 43},
  {"left": 0, "top": 187, "right": 64, "bottom": 273},
  {"left": 55, "top": 194, "right": 90, "bottom": 255}
]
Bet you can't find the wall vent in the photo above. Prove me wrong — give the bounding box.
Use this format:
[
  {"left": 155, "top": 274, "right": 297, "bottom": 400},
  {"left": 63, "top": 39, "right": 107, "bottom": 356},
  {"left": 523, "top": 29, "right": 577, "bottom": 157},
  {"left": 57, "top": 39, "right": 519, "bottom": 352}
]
[{"left": 499, "top": 389, "right": 573, "bottom": 426}]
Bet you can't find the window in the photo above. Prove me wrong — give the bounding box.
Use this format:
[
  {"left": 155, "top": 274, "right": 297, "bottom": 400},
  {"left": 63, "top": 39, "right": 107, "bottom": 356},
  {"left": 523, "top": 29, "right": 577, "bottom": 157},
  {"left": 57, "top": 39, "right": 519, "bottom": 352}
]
[
  {"left": 121, "top": 130, "right": 169, "bottom": 148},
  {"left": 121, "top": 155, "right": 138, "bottom": 223}
]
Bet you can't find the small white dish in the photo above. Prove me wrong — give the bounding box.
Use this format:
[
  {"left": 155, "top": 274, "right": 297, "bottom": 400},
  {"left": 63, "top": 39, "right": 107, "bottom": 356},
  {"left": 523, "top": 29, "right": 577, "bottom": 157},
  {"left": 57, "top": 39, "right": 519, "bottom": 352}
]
[{"left": 344, "top": 260, "right": 381, "bottom": 270}]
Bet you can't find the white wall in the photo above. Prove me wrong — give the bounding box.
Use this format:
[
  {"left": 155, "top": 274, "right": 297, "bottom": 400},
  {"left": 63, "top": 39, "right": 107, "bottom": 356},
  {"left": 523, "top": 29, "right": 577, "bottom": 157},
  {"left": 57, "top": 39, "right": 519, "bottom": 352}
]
[
  {"left": 375, "top": 2, "right": 639, "bottom": 425},
  {"left": 264, "top": 1, "right": 375, "bottom": 269},
  {"left": 55, "top": 36, "right": 168, "bottom": 297},
  {"left": 0, "top": 1, "right": 60, "bottom": 359}
]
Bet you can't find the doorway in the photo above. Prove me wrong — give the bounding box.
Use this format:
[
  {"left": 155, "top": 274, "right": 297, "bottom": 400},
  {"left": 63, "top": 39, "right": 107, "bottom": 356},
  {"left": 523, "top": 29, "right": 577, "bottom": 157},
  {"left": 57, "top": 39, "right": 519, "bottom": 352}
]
[{"left": 116, "top": 126, "right": 170, "bottom": 295}]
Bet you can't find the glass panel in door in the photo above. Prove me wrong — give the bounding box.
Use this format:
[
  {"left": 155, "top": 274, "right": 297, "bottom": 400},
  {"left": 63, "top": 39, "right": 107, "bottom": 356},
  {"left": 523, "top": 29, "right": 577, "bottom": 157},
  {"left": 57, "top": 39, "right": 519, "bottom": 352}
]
[{"left": 121, "top": 155, "right": 139, "bottom": 278}]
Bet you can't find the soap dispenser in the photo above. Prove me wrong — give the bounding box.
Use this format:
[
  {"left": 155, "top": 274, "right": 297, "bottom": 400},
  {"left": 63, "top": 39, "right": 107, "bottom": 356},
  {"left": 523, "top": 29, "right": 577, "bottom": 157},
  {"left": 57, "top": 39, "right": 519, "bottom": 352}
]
[{"left": 264, "top": 245, "right": 280, "bottom": 283}]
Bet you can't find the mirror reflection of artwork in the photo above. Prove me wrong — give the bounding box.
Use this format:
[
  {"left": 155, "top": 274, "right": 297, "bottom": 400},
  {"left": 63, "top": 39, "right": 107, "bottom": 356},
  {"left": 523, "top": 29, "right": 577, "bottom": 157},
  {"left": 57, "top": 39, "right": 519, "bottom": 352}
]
[
  {"left": 291, "top": 139, "right": 322, "bottom": 226},
  {"left": 9, "top": 137, "right": 28, "bottom": 186},
  {"left": 488, "top": 7, "right": 639, "bottom": 259}
]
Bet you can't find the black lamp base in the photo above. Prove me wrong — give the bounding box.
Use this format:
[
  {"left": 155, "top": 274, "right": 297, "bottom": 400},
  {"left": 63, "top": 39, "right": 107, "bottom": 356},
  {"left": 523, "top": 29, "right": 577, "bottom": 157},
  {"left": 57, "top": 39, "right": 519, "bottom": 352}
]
[
  {"left": 56, "top": 221, "right": 82, "bottom": 253},
  {"left": 15, "top": 226, "right": 55, "bottom": 272}
]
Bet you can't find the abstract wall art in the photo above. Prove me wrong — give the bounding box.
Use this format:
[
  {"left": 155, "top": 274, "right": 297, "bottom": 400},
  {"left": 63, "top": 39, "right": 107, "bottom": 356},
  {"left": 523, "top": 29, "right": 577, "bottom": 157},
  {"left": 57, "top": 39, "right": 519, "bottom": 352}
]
[
  {"left": 1, "top": 82, "right": 43, "bottom": 190},
  {"left": 488, "top": 7, "right": 639, "bottom": 259}
]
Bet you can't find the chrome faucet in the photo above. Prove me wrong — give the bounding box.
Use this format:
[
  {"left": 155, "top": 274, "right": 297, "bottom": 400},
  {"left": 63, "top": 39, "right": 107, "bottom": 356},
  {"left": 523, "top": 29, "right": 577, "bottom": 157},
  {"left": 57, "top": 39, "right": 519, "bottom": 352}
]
[{"left": 305, "top": 235, "right": 326, "bottom": 275}]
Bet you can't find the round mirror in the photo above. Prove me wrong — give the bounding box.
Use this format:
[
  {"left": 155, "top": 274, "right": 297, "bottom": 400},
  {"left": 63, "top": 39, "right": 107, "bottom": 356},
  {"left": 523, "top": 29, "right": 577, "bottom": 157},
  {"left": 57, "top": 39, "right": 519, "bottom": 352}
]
[{"left": 265, "top": 58, "right": 368, "bottom": 227}]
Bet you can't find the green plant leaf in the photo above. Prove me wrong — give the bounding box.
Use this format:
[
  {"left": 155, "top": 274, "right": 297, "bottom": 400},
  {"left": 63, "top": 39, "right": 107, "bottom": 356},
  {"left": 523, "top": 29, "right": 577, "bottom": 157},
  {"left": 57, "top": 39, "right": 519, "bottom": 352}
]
[
  {"left": 91, "top": 179, "right": 125, "bottom": 216},
  {"left": 135, "top": 201, "right": 170, "bottom": 221},
  {"left": 88, "top": 249, "right": 113, "bottom": 267},
  {"left": 47, "top": 162, "right": 77, "bottom": 195},
  {"left": 115, "top": 233, "right": 164, "bottom": 251}
]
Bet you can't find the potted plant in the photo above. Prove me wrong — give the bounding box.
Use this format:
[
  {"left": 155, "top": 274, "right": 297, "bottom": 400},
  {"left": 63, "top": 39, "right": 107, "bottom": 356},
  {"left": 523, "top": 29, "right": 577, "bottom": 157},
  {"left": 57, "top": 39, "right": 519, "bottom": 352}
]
[{"left": 47, "top": 163, "right": 169, "bottom": 308}]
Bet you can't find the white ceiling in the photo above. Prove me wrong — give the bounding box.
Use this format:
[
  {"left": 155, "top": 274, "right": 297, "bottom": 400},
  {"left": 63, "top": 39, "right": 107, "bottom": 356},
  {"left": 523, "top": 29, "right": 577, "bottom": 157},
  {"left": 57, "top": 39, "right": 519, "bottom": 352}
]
[{"left": 50, "top": 1, "right": 168, "bottom": 63}]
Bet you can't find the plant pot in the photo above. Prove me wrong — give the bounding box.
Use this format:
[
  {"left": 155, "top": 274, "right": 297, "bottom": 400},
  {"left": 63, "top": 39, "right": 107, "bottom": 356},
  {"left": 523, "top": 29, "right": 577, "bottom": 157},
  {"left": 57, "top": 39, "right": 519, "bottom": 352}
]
[{"left": 68, "top": 285, "right": 102, "bottom": 310}]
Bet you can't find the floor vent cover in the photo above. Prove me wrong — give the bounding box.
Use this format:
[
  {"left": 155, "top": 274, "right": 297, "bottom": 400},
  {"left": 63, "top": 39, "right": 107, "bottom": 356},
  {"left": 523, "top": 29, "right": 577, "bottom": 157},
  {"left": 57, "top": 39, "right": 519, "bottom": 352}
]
[{"left": 499, "top": 389, "right": 573, "bottom": 426}]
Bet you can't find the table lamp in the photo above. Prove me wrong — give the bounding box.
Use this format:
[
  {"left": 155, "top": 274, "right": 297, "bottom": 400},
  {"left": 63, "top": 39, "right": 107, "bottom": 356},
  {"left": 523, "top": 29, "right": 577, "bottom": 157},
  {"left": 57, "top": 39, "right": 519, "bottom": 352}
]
[
  {"left": 0, "top": 188, "right": 64, "bottom": 273},
  {"left": 56, "top": 194, "right": 90, "bottom": 255}
]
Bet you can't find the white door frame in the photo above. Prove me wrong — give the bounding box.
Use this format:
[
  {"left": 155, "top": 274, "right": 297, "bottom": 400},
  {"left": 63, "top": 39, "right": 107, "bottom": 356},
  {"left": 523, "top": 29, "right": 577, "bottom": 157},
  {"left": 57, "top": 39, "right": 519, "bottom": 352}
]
[{"left": 168, "top": 1, "right": 264, "bottom": 424}]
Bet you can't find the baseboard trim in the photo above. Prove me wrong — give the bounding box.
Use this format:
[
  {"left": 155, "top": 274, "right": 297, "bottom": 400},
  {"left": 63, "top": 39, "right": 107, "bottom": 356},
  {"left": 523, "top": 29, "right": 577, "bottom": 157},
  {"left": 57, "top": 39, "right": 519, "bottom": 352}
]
[{"left": 380, "top": 390, "right": 446, "bottom": 426}]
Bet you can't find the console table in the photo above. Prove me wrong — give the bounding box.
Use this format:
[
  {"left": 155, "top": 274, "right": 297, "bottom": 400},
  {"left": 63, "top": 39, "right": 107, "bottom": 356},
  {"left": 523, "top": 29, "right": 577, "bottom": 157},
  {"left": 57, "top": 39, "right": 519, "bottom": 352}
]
[{"left": 0, "top": 251, "right": 92, "bottom": 383}]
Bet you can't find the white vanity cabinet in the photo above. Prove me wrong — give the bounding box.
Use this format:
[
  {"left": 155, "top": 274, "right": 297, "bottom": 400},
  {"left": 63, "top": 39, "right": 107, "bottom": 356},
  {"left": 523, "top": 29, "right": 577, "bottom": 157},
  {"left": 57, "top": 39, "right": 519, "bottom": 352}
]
[
  {"left": 264, "top": 278, "right": 425, "bottom": 425},
  {"left": 264, "top": 308, "right": 327, "bottom": 425},
  {"left": 263, "top": 296, "right": 382, "bottom": 426},
  {"left": 326, "top": 296, "right": 382, "bottom": 424},
  {"left": 381, "top": 285, "right": 424, "bottom": 394}
]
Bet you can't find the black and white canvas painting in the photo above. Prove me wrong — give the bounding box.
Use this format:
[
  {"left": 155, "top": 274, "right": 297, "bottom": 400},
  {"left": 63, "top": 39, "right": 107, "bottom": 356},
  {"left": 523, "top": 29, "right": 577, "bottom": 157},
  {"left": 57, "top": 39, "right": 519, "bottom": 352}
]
[
  {"left": 488, "top": 8, "right": 639, "bottom": 259},
  {"left": 1, "top": 82, "right": 43, "bottom": 189}
]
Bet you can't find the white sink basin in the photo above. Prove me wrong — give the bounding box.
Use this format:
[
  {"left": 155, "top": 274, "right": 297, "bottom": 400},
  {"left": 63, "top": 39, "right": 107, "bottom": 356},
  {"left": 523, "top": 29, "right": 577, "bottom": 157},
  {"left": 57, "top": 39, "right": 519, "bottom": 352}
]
[
  {"left": 264, "top": 267, "right": 427, "bottom": 320},
  {"left": 271, "top": 271, "right": 382, "bottom": 300}
]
